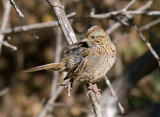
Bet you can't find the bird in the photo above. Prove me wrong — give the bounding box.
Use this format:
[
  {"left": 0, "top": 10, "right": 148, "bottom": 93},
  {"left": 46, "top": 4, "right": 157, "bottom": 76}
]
[{"left": 24, "top": 25, "right": 116, "bottom": 94}]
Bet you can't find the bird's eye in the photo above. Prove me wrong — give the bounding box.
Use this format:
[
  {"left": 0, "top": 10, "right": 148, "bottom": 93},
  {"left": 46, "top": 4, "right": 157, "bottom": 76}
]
[{"left": 91, "top": 36, "right": 95, "bottom": 39}]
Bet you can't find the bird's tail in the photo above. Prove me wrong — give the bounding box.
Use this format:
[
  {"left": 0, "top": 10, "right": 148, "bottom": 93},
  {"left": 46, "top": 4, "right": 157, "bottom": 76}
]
[{"left": 23, "top": 63, "right": 65, "bottom": 72}]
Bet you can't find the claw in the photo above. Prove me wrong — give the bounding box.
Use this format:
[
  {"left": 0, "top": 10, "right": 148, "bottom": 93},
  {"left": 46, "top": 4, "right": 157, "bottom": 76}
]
[
  {"left": 57, "top": 79, "right": 73, "bottom": 96},
  {"left": 87, "top": 83, "right": 101, "bottom": 97}
]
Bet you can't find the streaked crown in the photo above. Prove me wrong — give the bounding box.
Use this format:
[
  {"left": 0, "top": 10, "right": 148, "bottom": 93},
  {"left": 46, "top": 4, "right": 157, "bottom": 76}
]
[
  {"left": 86, "top": 25, "right": 111, "bottom": 45},
  {"left": 86, "top": 26, "right": 108, "bottom": 38}
]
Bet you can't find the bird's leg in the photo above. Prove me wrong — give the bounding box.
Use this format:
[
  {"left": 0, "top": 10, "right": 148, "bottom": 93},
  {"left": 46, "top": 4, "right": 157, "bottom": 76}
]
[
  {"left": 87, "top": 83, "right": 101, "bottom": 96},
  {"left": 57, "top": 79, "right": 74, "bottom": 96},
  {"left": 60, "top": 59, "right": 87, "bottom": 96}
]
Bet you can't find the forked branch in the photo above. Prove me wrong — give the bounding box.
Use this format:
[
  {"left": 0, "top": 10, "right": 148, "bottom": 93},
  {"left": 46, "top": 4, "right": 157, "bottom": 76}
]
[{"left": 46, "top": 0, "right": 106, "bottom": 117}]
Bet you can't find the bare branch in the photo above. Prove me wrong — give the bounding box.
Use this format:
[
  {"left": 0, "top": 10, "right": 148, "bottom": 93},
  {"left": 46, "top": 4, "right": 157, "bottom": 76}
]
[
  {"left": 102, "top": 42, "right": 160, "bottom": 117},
  {"left": 107, "top": 23, "right": 120, "bottom": 34},
  {"left": 51, "top": 27, "right": 62, "bottom": 97},
  {"left": 105, "top": 76, "right": 124, "bottom": 114},
  {"left": 38, "top": 74, "right": 67, "bottom": 117},
  {"left": 45, "top": 27, "right": 63, "bottom": 117},
  {"left": 46, "top": 0, "right": 77, "bottom": 44},
  {"left": 2, "top": 12, "right": 75, "bottom": 35},
  {"left": 3, "top": 21, "right": 58, "bottom": 34},
  {"left": 37, "top": 1, "right": 79, "bottom": 116},
  {"left": 0, "top": 40, "right": 17, "bottom": 50},
  {"left": 1, "top": 2, "right": 11, "bottom": 31},
  {"left": 9, "top": 0, "right": 24, "bottom": 17},
  {"left": 0, "top": 88, "right": 10, "bottom": 97},
  {"left": 90, "top": 0, "right": 135, "bottom": 19},
  {"left": 90, "top": 7, "right": 159, "bottom": 19},
  {"left": 46, "top": 0, "right": 77, "bottom": 97},
  {"left": 87, "top": 84, "right": 107, "bottom": 117},
  {"left": 125, "top": 10, "right": 160, "bottom": 16},
  {"left": 0, "top": 0, "right": 11, "bottom": 53},
  {"left": 138, "top": 0, "right": 153, "bottom": 11},
  {"left": 134, "top": 25, "right": 160, "bottom": 66},
  {"left": 122, "top": 0, "right": 136, "bottom": 12},
  {"left": 46, "top": 0, "right": 106, "bottom": 117},
  {"left": 139, "top": 18, "right": 160, "bottom": 31},
  {"left": 107, "top": 0, "right": 153, "bottom": 34}
]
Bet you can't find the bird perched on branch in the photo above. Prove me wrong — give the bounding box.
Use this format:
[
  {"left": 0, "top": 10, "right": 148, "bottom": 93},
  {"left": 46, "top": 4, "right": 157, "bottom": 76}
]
[{"left": 24, "top": 25, "right": 116, "bottom": 94}]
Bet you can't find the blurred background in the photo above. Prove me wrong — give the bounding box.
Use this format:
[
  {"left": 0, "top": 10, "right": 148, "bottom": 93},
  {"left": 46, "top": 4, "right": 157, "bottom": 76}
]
[{"left": 0, "top": 0, "right": 160, "bottom": 117}]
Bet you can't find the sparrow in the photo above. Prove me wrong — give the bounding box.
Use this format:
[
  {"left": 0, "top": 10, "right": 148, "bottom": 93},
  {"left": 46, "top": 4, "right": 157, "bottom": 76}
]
[{"left": 24, "top": 25, "right": 116, "bottom": 94}]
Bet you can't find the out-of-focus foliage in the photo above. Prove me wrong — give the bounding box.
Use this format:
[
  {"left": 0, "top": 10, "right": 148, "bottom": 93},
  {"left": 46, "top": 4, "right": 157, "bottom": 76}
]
[{"left": 0, "top": 0, "right": 160, "bottom": 117}]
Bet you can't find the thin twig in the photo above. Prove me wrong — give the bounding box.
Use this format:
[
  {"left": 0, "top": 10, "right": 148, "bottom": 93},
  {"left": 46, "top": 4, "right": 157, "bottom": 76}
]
[
  {"left": 139, "top": 18, "right": 160, "bottom": 31},
  {"left": 0, "top": 88, "right": 10, "bottom": 96},
  {"left": 3, "top": 21, "right": 58, "bottom": 34},
  {"left": 107, "top": 22, "right": 121, "bottom": 34},
  {"left": 90, "top": 0, "right": 155, "bottom": 19},
  {"left": 105, "top": 76, "right": 124, "bottom": 114},
  {"left": 0, "top": 0, "right": 11, "bottom": 53},
  {"left": 38, "top": 73, "right": 67, "bottom": 117},
  {"left": 107, "top": 0, "right": 153, "bottom": 34},
  {"left": 102, "top": 42, "right": 160, "bottom": 117},
  {"left": 122, "top": 0, "right": 136, "bottom": 12},
  {"left": 0, "top": 40, "right": 17, "bottom": 50},
  {"left": 125, "top": 10, "right": 160, "bottom": 16},
  {"left": 9, "top": 0, "right": 24, "bottom": 17},
  {"left": 51, "top": 27, "right": 62, "bottom": 97},
  {"left": 47, "top": 27, "right": 62, "bottom": 117},
  {"left": 91, "top": 10, "right": 160, "bottom": 19},
  {"left": 2, "top": 12, "right": 75, "bottom": 35},
  {"left": 134, "top": 25, "right": 160, "bottom": 66}
]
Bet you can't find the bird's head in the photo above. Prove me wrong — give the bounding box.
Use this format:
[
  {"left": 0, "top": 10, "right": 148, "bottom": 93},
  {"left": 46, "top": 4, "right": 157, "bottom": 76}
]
[{"left": 86, "top": 26, "right": 112, "bottom": 45}]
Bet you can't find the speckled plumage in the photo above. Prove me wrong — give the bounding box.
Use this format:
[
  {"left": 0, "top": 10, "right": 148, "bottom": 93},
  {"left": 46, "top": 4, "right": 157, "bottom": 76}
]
[{"left": 24, "top": 26, "right": 116, "bottom": 83}]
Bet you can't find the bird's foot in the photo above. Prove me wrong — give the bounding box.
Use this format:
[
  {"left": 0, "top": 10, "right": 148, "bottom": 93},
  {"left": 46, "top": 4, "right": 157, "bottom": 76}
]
[
  {"left": 57, "top": 79, "right": 73, "bottom": 96},
  {"left": 87, "top": 83, "right": 101, "bottom": 97}
]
